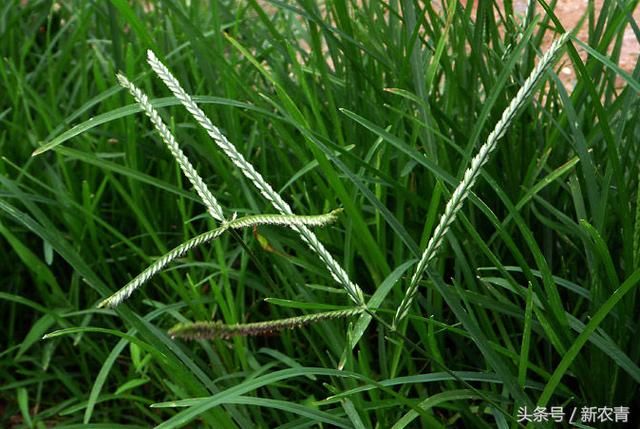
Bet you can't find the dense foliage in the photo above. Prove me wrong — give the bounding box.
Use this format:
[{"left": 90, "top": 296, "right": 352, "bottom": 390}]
[{"left": 1, "top": 0, "right": 638, "bottom": 427}]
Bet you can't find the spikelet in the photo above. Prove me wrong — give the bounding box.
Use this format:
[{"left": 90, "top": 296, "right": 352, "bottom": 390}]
[
  {"left": 393, "top": 33, "right": 570, "bottom": 326},
  {"left": 146, "top": 51, "right": 365, "bottom": 306},
  {"left": 98, "top": 209, "right": 343, "bottom": 308},
  {"left": 224, "top": 208, "right": 343, "bottom": 229},
  {"left": 116, "top": 74, "right": 225, "bottom": 223},
  {"left": 168, "top": 308, "right": 364, "bottom": 340},
  {"left": 98, "top": 228, "right": 226, "bottom": 308}
]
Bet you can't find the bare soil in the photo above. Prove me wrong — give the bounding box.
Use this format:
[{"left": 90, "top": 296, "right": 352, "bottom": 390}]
[{"left": 465, "top": 0, "right": 639, "bottom": 88}]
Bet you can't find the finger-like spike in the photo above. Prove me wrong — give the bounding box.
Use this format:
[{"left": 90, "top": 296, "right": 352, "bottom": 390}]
[{"left": 393, "top": 33, "right": 570, "bottom": 326}]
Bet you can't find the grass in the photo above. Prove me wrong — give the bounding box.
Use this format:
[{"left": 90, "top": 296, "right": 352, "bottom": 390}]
[{"left": 1, "top": 0, "right": 639, "bottom": 427}]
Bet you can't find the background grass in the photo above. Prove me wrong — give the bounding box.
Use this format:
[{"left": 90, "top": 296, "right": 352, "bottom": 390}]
[{"left": 1, "top": 0, "right": 639, "bottom": 427}]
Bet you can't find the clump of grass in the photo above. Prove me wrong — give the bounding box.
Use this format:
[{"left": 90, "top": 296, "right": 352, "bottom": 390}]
[{"left": 3, "top": 1, "right": 639, "bottom": 427}]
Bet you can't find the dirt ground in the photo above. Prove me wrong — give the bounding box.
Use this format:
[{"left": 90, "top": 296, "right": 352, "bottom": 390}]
[
  {"left": 467, "top": 0, "right": 639, "bottom": 88},
  {"left": 523, "top": 0, "right": 637, "bottom": 88}
]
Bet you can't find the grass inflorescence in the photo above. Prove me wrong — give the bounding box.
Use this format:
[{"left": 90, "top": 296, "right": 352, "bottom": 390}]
[{"left": 168, "top": 308, "right": 364, "bottom": 340}]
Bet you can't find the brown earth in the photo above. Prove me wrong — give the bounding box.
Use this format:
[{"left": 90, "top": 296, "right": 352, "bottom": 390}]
[{"left": 464, "top": 0, "right": 639, "bottom": 88}]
